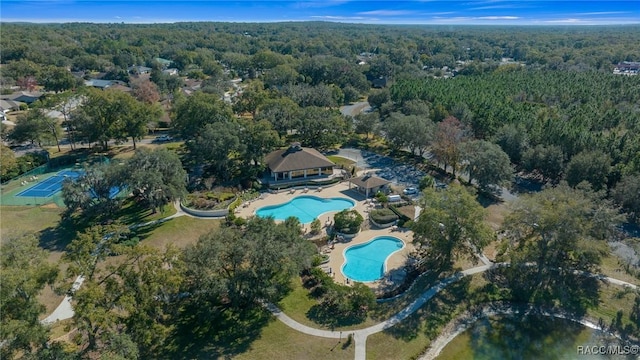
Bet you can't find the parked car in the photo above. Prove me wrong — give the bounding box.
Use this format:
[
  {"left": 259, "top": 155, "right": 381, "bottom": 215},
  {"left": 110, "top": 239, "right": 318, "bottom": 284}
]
[
  {"left": 403, "top": 187, "right": 418, "bottom": 195},
  {"left": 154, "top": 135, "right": 173, "bottom": 142}
]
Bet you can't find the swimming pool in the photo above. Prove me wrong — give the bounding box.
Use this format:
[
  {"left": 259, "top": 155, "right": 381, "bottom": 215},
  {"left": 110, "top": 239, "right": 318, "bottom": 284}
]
[
  {"left": 255, "top": 195, "right": 355, "bottom": 223},
  {"left": 341, "top": 236, "right": 405, "bottom": 282}
]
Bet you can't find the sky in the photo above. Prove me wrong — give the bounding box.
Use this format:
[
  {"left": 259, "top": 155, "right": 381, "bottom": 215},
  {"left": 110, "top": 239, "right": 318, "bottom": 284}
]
[{"left": 1, "top": 0, "right": 639, "bottom": 25}]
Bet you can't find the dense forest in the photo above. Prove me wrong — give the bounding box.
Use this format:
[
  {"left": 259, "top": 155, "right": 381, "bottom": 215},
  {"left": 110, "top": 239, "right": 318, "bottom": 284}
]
[{"left": 1, "top": 22, "right": 639, "bottom": 216}]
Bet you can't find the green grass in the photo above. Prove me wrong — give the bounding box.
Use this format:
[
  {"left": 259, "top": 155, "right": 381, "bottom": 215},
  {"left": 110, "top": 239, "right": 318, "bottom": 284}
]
[
  {"left": 327, "top": 155, "right": 356, "bottom": 168},
  {"left": 137, "top": 216, "right": 222, "bottom": 249},
  {"left": 111, "top": 198, "right": 177, "bottom": 225},
  {"left": 0, "top": 206, "right": 63, "bottom": 244},
  {"left": 233, "top": 319, "right": 354, "bottom": 360}
]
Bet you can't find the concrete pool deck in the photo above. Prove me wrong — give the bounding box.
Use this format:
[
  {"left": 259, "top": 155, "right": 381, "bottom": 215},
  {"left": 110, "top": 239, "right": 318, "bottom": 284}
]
[{"left": 235, "top": 181, "right": 415, "bottom": 289}]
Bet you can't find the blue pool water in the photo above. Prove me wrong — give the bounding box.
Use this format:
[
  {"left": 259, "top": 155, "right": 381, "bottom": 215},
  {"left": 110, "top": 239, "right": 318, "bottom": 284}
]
[
  {"left": 342, "top": 236, "right": 405, "bottom": 282},
  {"left": 256, "top": 195, "right": 355, "bottom": 224}
]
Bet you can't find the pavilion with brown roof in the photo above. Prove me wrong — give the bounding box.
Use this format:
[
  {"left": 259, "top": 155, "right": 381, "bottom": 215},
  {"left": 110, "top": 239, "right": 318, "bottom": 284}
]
[
  {"left": 264, "top": 143, "right": 335, "bottom": 183},
  {"left": 348, "top": 173, "right": 391, "bottom": 198}
]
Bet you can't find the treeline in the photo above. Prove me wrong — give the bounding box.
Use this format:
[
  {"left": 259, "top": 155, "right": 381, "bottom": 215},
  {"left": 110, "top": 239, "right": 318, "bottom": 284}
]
[
  {"left": 2, "top": 22, "right": 640, "bottom": 83},
  {"left": 376, "top": 68, "right": 640, "bottom": 220}
]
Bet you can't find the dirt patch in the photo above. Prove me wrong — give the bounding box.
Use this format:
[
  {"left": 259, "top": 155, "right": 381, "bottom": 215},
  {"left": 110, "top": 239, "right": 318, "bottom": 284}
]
[{"left": 485, "top": 203, "right": 507, "bottom": 230}]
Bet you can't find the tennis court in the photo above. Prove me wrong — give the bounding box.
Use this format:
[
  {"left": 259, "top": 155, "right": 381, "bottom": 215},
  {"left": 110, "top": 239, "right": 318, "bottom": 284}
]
[{"left": 16, "top": 170, "right": 82, "bottom": 198}]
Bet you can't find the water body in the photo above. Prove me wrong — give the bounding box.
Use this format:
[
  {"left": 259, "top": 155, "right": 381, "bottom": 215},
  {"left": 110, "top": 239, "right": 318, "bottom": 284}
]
[{"left": 437, "top": 315, "right": 636, "bottom": 360}]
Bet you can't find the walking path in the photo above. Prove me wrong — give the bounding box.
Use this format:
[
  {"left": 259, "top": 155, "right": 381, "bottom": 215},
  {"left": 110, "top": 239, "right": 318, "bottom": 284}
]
[{"left": 40, "top": 173, "right": 640, "bottom": 359}]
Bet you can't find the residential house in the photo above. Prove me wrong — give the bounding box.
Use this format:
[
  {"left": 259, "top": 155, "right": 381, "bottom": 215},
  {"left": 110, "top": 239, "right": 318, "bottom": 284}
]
[
  {"left": 0, "top": 91, "right": 44, "bottom": 104},
  {"left": 128, "top": 65, "right": 152, "bottom": 75},
  {"left": 154, "top": 58, "right": 173, "bottom": 69},
  {"left": 162, "top": 68, "right": 179, "bottom": 76},
  {"left": 613, "top": 61, "right": 640, "bottom": 76}
]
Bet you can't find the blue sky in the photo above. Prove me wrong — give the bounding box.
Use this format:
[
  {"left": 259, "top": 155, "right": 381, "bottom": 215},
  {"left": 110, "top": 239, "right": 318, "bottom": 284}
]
[{"left": 1, "top": 1, "right": 639, "bottom": 25}]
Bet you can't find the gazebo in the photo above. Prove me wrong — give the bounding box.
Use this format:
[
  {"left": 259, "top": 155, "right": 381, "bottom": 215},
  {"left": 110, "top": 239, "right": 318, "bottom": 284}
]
[{"left": 348, "top": 174, "right": 391, "bottom": 198}]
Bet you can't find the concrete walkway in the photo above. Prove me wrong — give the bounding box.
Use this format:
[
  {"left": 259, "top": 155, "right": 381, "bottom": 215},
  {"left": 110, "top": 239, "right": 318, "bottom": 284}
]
[
  {"left": 265, "top": 262, "right": 637, "bottom": 360},
  {"left": 40, "top": 191, "right": 640, "bottom": 359}
]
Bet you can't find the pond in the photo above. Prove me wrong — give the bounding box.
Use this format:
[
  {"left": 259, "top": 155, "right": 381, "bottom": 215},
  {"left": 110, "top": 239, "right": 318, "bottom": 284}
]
[{"left": 437, "top": 315, "right": 637, "bottom": 360}]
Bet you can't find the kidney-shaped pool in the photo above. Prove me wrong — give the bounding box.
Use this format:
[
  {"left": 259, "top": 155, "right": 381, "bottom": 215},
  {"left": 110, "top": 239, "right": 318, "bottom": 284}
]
[
  {"left": 342, "top": 236, "right": 405, "bottom": 282},
  {"left": 255, "top": 195, "right": 355, "bottom": 224}
]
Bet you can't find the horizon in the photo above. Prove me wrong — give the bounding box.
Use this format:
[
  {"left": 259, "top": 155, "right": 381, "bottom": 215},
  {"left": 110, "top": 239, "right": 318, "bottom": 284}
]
[{"left": 1, "top": 1, "right": 639, "bottom": 26}]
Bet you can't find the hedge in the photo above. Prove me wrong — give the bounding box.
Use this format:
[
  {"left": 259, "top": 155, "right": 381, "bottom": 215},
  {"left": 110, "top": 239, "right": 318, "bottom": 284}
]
[{"left": 370, "top": 208, "right": 399, "bottom": 224}]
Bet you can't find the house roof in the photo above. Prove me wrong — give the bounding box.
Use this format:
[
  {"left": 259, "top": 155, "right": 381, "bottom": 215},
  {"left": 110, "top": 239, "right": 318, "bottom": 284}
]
[
  {"left": 265, "top": 144, "right": 335, "bottom": 173},
  {"left": 85, "top": 79, "right": 113, "bottom": 88},
  {"left": 0, "top": 99, "right": 25, "bottom": 111},
  {"left": 349, "top": 174, "right": 391, "bottom": 189}
]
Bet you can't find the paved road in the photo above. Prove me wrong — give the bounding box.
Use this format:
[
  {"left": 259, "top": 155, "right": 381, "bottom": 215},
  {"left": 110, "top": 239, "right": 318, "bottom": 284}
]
[{"left": 340, "top": 101, "right": 371, "bottom": 118}]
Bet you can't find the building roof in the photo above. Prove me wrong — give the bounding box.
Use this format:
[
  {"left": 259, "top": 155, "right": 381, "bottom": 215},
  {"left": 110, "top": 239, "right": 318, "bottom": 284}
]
[
  {"left": 85, "top": 79, "right": 114, "bottom": 89},
  {"left": 0, "top": 99, "right": 25, "bottom": 111},
  {"left": 265, "top": 144, "right": 334, "bottom": 173},
  {"left": 349, "top": 174, "right": 391, "bottom": 189}
]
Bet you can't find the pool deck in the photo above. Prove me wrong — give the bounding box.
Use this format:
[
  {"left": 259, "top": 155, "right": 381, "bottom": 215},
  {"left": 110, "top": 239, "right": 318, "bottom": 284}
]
[{"left": 235, "top": 181, "right": 415, "bottom": 289}]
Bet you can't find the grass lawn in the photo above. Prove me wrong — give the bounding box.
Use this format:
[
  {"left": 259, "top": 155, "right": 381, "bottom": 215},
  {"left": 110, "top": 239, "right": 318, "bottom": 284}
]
[
  {"left": 233, "top": 319, "right": 354, "bottom": 360},
  {"left": 326, "top": 155, "right": 356, "bottom": 168},
  {"left": 137, "top": 216, "right": 222, "bottom": 249}
]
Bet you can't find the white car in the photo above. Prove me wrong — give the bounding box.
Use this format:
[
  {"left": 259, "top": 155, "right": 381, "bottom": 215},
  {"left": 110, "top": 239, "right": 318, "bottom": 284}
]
[
  {"left": 154, "top": 135, "right": 173, "bottom": 142},
  {"left": 403, "top": 187, "right": 418, "bottom": 195}
]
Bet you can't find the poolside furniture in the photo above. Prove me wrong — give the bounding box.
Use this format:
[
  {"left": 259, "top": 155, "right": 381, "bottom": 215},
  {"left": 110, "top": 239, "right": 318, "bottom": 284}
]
[
  {"left": 317, "top": 186, "right": 323, "bottom": 192},
  {"left": 303, "top": 187, "right": 309, "bottom": 193},
  {"left": 289, "top": 188, "right": 295, "bottom": 194}
]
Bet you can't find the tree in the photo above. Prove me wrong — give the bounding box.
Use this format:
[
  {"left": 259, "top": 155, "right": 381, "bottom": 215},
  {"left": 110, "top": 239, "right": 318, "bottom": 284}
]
[
  {"left": 0, "top": 145, "right": 18, "bottom": 179},
  {"left": 232, "top": 80, "right": 268, "bottom": 117},
  {"left": 353, "top": 112, "right": 379, "bottom": 139},
  {"left": 367, "top": 89, "right": 390, "bottom": 109},
  {"left": 1, "top": 233, "right": 58, "bottom": 359},
  {"left": 418, "top": 175, "right": 435, "bottom": 191},
  {"left": 123, "top": 101, "right": 162, "bottom": 149},
  {"left": 130, "top": 78, "right": 160, "bottom": 104},
  {"left": 522, "top": 144, "right": 565, "bottom": 183},
  {"left": 334, "top": 209, "right": 364, "bottom": 234},
  {"left": 188, "top": 122, "right": 243, "bottom": 182},
  {"left": 494, "top": 123, "right": 529, "bottom": 164},
  {"left": 8, "top": 108, "right": 53, "bottom": 146},
  {"left": 40, "top": 66, "right": 75, "bottom": 93},
  {"left": 61, "top": 163, "right": 123, "bottom": 221},
  {"left": 612, "top": 174, "right": 640, "bottom": 222},
  {"left": 431, "top": 116, "right": 468, "bottom": 177},
  {"left": 462, "top": 140, "right": 513, "bottom": 191},
  {"left": 172, "top": 92, "right": 234, "bottom": 139},
  {"left": 255, "top": 97, "right": 300, "bottom": 136},
  {"left": 239, "top": 118, "right": 281, "bottom": 174},
  {"left": 125, "top": 148, "right": 187, "bottom": 212},
  {"left": 63, "top": 225, "right": 155, "bottom": 356},
  {"left": 42, "top": 92, "right": 80, "bottom": 150},
  {"left": 71, "top": 88, "right": 130, "bottom": 150},
  {"left": 297, "top": 106, "right": 347, "bottom": 150},
  {"left": 183, "top": 217, "right": 315, "bottom": 310},
  {"left": 412, "top": 183, "right": 493, "bottom": 270},
  {"left": 499, "top": 183, "right": 623, "bottom": 313},
  {"left": 565, "top": 150, "right": 611, "bottom": 191}
]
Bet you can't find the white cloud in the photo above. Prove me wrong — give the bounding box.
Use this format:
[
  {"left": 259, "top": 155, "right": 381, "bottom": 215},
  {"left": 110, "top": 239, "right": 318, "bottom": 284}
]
[
  {"left": 358, "top": 10, "right": 415, "bottom": 16},
  {"left": 576, "top": 11, "right": 630, "bottom": 16},
  {"left": 476, "top": 16, "right": 519, "bottom": 20}
]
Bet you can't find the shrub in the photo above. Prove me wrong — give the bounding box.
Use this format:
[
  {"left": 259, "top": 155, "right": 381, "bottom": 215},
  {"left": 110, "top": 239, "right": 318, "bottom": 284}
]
[
  {"left": 334, "top": 209, "right": 363, "bottom": 234},
  {"left": 370, "top": 208, "right": 398, "bottom": 224},
  {"left": 310, "top": 219, "right": 322, "bottom": 235},
  {"left": 375, "top": 191, "right": 388, "bottom": 203}
]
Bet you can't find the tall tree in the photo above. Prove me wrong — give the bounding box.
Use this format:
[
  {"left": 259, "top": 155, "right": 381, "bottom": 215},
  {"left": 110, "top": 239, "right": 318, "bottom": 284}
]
[
  {"left": 72, "top": 88, "right": 131, "bottom": 150},
  {"left": 8, "top": 108, "right": 57, "bottom": 147},
  {"left": 353, "top": 112, "right": 379, "bottom": 139},
  {"left": 1, "top": 233, "right": 58, "bottom": 359},
  {"left": 612, "top": 174, "right": 640, "bottom": 222},
  {"left": 40, "top": 66, "right": 76, "bottom": 93},
  {"left": 431, "top": 116, "right": 468, "bottom": 177},
  {"left": 255, "top": 97, "right": 300, "bottom": 136},
  {"left": 565, "top": 150, "right": 611, "bottom": 191},
  {"left": 462, "top": 139, "right": 513, "bottom": 191},
  {"left": 61, "top": 163, "right": 123, "bottom": 221},
  {"left": 123, "top": 100, "right": 162, "bottom": 150},
  {"left": 499, "top": 183, "right": 623, "bottom": 313},
  {"left": 412, "top": 183, "right": 494, "bottom": 270},
  {"left": 522, "top": 144, "right": 565, "bottom": 183},
  {"left": 297, "top": 106, "right": 347, "bottom": 149},
  {"left": 183, "top": 217, "right": 315, "bottom": 309},
  {"left": 125, "top": 148, "right": 187, "bottom": 212},
  {"left": 188, "top": 122, "right": 243, "bottom": 182},
  {"left": 172, "top": 92, "right": 234, "bottom": 139},
  {"left": 130, "top": 78, "right": 160, "bottom": 104}
]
